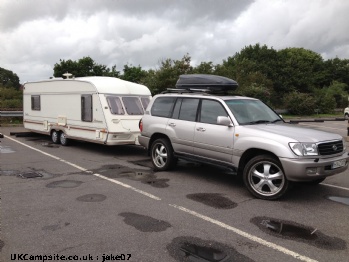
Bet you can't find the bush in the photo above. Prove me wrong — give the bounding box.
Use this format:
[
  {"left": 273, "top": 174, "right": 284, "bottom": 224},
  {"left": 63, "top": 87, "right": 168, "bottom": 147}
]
[
  {"left": 313, "top": 88, "right": 336, "bottom": 114},
  {"left": 0, "top": 86, "right": 23, "bottom": 109},
  {"left": 239, "top": 83, "right": 274, "bottom": 105},
  {"left": 284, "top": 92, "right": 316, "bottom": 115}
]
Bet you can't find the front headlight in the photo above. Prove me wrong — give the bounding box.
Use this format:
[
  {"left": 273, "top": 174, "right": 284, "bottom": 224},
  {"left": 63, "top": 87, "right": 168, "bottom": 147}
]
[
  {"left": 343, "top": 138, "right": 347, "bottom": 150},
  {"left": 289, "top": 142, "right": 319, "bottom": 156}
]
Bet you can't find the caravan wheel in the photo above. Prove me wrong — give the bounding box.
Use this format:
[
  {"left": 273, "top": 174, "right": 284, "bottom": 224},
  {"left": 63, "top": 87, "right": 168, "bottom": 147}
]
[
  {"left": 59, "top": 132, "right": 69, "bottom": 146},
  {"left": 51, "top": 130, "right": 60, "bottom": 144}
]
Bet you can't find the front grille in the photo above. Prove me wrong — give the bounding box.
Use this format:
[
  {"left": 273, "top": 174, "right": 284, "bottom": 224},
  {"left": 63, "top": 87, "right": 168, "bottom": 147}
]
[{"left": 318, "top": 140, "right": 343, "bottom": 156}]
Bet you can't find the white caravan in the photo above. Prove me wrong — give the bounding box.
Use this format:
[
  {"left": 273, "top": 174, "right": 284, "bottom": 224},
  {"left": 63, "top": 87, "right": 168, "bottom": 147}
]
[{"left": 23, "top": 76, "right": 151, "bottom": 146}]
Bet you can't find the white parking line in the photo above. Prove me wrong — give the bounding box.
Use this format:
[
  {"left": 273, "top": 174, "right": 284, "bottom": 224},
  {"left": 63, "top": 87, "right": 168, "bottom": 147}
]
[
  {"left": 170, "top": 204, "right": 317, "bottom": 262},
  {"left": 5, "top": 135, "right": 326, "bottom": 262},
  {"left": 321, "top": 183, "right": 349, "bottom": 191}
]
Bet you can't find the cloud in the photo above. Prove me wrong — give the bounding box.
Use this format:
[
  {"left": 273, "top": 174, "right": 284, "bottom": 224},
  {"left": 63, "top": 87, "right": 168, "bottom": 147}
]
[{"left": 0, "top": 0, "right": 348, "bottom": 83}]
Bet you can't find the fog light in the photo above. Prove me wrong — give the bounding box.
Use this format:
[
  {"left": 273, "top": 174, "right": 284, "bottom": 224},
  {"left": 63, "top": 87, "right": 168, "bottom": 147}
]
[{"left": 306, "top": 167, "right": 318, "bottom": 175}]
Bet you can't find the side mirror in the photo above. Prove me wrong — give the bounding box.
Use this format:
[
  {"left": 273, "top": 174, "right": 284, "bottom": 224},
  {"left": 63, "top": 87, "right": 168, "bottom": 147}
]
[{"left": 217, "top": 116, "right": 233, "bottom": 126}]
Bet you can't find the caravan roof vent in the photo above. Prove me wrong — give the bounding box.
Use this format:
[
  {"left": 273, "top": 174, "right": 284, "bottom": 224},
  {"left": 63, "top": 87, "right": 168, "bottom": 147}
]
[
  {"left": 175, "top": 74, "right": 238, "bottom": 92},
  {"left": 63, "top": 72, "right": 73, "bottom": 79}
]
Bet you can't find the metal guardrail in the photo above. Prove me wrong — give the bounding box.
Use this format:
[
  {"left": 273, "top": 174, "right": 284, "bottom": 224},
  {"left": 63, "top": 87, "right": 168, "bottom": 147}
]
[{"left": 0, "top": 111, "right": 23, "bottom": 117}]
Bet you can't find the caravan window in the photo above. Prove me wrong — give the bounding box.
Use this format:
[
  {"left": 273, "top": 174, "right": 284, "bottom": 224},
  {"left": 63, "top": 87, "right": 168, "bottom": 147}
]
[
  {"left": 122, "top": 97, "right": 144, "bottom": 115},
  {"left": 106, "top": 96, "right": 125, "bottom": 115},
  {"left": 31, "top": 95, "right": 41, "bottom": 111},
  {"left": 81, "top": 95, "right": 93, "bottom": 122},
  {"left": 141, "top": 97, "right": 150, "bottom": 110}
]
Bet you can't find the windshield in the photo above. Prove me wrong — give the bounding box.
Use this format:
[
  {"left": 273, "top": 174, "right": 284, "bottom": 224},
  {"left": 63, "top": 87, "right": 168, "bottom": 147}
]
[{"left": 224, "top": 99, "right": 282, "bottom": 125}]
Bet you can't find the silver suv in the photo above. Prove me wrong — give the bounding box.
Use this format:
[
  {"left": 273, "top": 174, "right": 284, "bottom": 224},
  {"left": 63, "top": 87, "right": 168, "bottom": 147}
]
[{"left": 139, "top": 74, "right": 348, "bottom": 200}]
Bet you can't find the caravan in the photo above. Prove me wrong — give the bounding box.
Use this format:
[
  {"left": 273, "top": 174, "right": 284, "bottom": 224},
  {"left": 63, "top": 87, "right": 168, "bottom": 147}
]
[{"left": 23, "top": 76, "right": 151, "bottom": 146}]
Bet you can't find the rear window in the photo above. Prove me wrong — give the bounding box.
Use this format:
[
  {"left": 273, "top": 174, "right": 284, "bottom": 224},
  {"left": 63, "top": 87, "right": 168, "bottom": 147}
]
[{"left": 151, "top": 97, "right": 176, "bottom": 117}]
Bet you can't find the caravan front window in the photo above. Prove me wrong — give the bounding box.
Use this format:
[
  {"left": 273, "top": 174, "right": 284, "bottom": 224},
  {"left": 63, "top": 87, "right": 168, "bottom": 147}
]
[
  {"left": 106, "top": 96, "right": 125, "bottom": 115},
  {"left": 122, "top": 97, "right": 144, "bottom": 115},
  {"left": 141, "top": 97, "right": 150, "bottom": 110}
]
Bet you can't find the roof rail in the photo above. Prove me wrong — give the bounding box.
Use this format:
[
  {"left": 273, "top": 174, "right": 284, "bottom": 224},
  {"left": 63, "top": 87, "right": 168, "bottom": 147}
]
[{"left": 161, "top": 88, "right": 231, "bottom": 95}]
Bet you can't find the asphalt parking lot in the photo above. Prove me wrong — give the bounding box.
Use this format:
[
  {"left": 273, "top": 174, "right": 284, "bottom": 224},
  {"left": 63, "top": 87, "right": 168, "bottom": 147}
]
[{"left": 1, "top": 121, "right": 349, "bottom": 262}]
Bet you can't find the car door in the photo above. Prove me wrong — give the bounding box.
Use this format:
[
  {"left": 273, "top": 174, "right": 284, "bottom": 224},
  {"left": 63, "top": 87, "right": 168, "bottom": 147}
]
[
  {"left": 165, "top": 97, "right": 200, "bottom": 154},
  {"left": 193, "top": 99, "right": 235, "bottom": 163}
]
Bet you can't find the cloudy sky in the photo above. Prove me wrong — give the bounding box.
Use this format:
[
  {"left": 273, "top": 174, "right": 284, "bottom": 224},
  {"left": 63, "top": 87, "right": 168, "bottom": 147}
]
[{"left": 1, "top": 0, "right": 349, "bottom": 83}]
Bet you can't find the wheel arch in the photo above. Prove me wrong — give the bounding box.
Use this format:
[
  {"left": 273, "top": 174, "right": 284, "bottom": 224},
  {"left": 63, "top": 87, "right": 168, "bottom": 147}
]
[
  {"left": 148, "top": 133, "right": 171, "bottom": 155},
  {"left": 238, "top": 148, "right": 282, "bottom": 175}
]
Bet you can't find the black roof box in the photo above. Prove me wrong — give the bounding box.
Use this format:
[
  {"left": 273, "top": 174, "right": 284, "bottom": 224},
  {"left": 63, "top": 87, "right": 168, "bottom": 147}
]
[{"left": 175, "top": 74, "right": 238, "bottom": 91}]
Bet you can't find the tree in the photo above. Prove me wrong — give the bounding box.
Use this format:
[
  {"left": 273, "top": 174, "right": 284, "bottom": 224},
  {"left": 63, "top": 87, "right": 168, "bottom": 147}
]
[
  {"left": 323, "top": 58, "right": 349, "bottom": 88},
  {"left": 53, "top": 57, "right": 120, "bottom": 78},
  {"left": 193, "top": 62, "right": 215, "bottom": 74},
  {"left": 276, "top": 48, "right": 325, "bottom": 93},
  {"left": 120, "top": 64, "right": 147, "bottom": 83},
  {"left": 0, "top": 67, "right": 20, "bottom": 89},
  {"left": 142, "top": 54, "right": 193, "bottom": 94}
]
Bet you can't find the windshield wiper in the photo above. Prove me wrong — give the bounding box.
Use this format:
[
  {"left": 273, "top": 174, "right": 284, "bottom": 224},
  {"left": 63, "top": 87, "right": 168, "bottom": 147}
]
[
  {"left": 271, "top": 119, "right": 283, "bottom": 123},
  {"left": 244, "top": 120, "right": 271, "bottom": 125}
]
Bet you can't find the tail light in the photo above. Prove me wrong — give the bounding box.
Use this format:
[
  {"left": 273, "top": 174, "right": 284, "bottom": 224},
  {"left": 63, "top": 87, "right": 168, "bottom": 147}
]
[{"left": 139, "top": 119, "right": 143, "bottom": 132}]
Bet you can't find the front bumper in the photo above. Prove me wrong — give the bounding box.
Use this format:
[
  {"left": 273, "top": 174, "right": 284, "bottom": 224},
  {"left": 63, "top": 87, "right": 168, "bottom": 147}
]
[{"left": 280, "top": 152, "right": 349, "bottom": 181}]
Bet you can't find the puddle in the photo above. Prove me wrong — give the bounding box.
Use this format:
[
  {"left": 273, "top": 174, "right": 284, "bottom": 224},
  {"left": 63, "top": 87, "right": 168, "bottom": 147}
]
[
  {"left": 76, "top": 194, "right": 106, "bottom": 202},
  {"left": 142, "top": 178, "right": 170, "bottom": 188},
  {"left": 0, "top": 146, "right": 15, "bottom": 153},
  {"left": 0, "top": 240, "right": 4, "bottom": 252},
  {"left": 0, "top": 170, "right": 55, "bottom": 179},
  {"left": 18, "top": 172, "right": 43, "bottom": 179},
  {"left": 92, "top": 164, "right": 169, "bottom": 188},
  {"left": 186, "top": 193, "right": 237, "bottom": 209},
  {"left": 326, "top": 195, "right": 349, "bottom": 206},
  {"left": 259, "top": 219, "right": 317, "bottom": 240},
  {"left": 119, "top": 212, "right": 171, "bottom": 232},
  {"left": 251, "top": 216, "right": 346, "bottom": 250},
  {"left": 167, "top": 236, "right": 254, "bottom": 262},
  {"left": 46, "top": 180, "right": 83, "bottom": 188}
]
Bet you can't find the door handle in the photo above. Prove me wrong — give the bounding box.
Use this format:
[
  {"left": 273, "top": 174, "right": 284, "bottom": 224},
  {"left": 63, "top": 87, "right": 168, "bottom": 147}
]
[
  {"left": 168, "top": 123, "right": 176, "bottom": 127},
  {"left": 196, "top": 127, "right": 206, "bottom": 132}
]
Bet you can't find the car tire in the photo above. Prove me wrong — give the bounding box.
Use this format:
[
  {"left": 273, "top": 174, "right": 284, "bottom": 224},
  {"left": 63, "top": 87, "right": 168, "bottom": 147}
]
[
  {"left": 345, "top": 113, "right": 349, "bottom": 120},
  {"left": 243, "top": 155, "right": 290, "bottom": 200},
  {"left": 51, "top": 130, "right": 60, "bottom": 144},
  {"left": 59, "top": 132, "right": 69, "bottom": 146},
  {"left": 151, "top": 138, "right": 177, "bottom": 171}
]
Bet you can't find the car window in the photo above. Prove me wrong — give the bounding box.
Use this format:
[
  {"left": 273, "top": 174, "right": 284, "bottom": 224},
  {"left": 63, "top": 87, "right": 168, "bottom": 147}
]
[
  {"left": 122, "top": 97, "right": 144, "bottom": 115},
  {"left": 199, "top": 99, "right": 228, "bottom": 124},
  {"left": 178, "top": 98, "right": 199, "bottom": 121},
  {"left": 151, "top": 97, "right": 176, "bottom": 117},
  {"left": 106, "top": 96, "right": 125, "bottom": 115}
]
